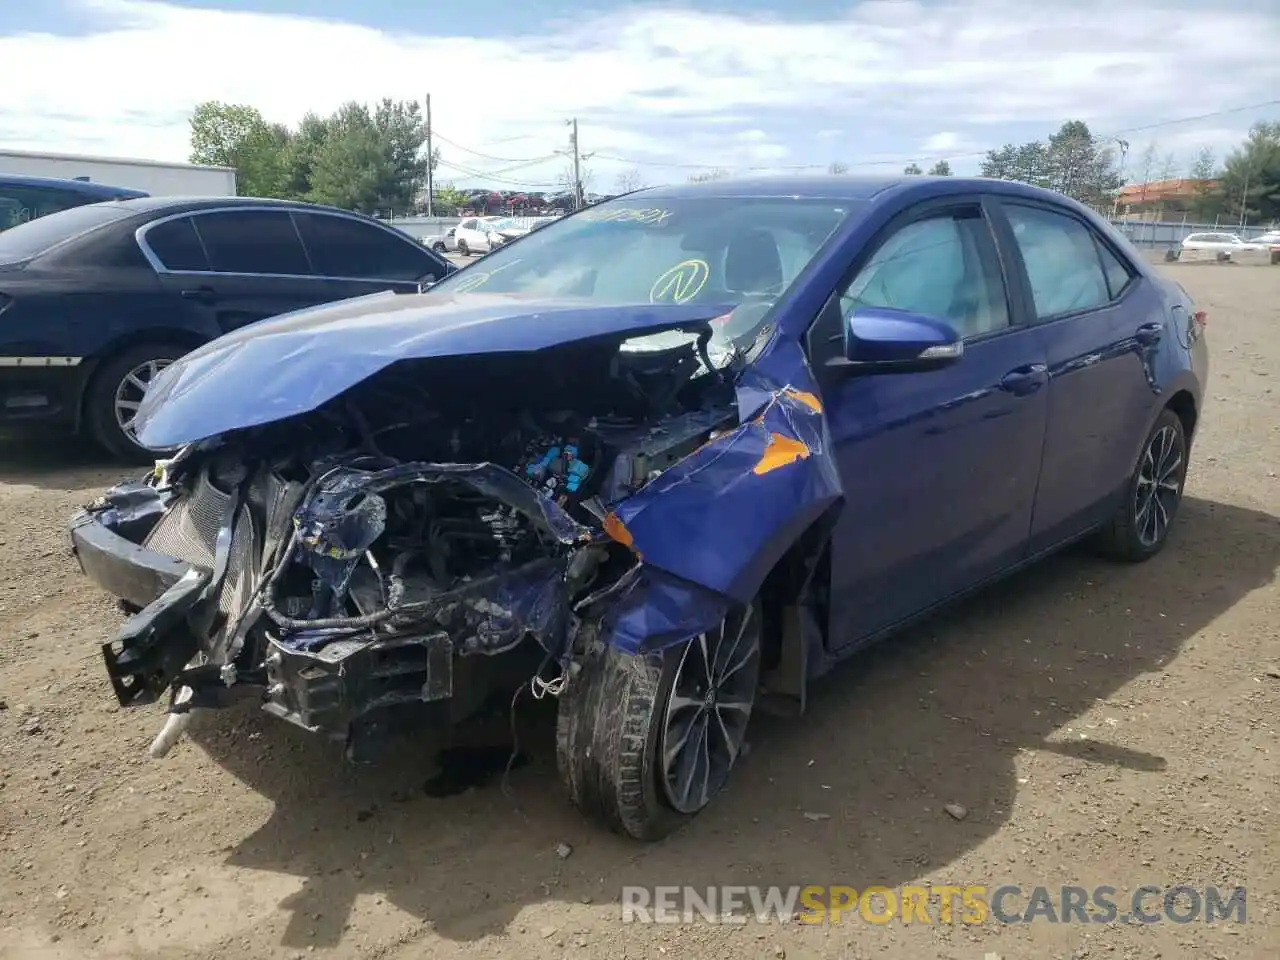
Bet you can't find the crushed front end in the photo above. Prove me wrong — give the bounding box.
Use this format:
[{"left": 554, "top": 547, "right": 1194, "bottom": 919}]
[{"left": 69, "top": 325, "right": 832, "bottom": 761}]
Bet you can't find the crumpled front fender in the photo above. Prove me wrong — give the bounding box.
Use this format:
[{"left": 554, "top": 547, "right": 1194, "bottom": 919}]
[{"left": 602, "top": 352, "right": 842, "bottom": 646}]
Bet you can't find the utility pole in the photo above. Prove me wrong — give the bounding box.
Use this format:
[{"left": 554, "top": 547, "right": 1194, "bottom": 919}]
[
  {"left": 424, "top": 93, "right": 434, "bottom": 217},
  {"left": 1238, "top": 163, "right": 1250, "bottom": 228},
  {"left": 555, "top": 119, "right": 593, "bottom": 209},
  {"left": 570, "top": 118, "right": 583, "bottom": 209}
]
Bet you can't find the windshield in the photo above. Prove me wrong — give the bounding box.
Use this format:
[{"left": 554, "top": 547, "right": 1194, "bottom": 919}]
[
  {"left": 0, "top": 201, "right": 132, "bottom": 263},
  {"left": 429, "top": 195, "right": 858, "bottom": 350}
]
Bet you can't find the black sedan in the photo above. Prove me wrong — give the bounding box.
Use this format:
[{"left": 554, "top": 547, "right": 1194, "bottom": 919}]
[{"left": 0, "top": 196, "right": 454, "bottom": 459}]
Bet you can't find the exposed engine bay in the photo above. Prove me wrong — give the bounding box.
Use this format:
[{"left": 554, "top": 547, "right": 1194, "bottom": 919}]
[{"left": 85, "top": 326, "right": 748, "bottom": 754}]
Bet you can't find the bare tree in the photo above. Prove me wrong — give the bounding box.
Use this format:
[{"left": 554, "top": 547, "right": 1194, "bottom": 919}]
[
  {"left": 827, "top": 161, "right": 849, "bottom": 175},
  {"left": 688, "top": 167, "right": 731, "bottom": 182},
  {"left": 903, "top": 162, "right": 923, "bottom": 175},
  {"left": 558, "top": 161, "right": 594, "bottom": 198},
  {"left": 613, "top": 168, "right": 645, "bottom": 193},
  {"left": 928, "top": 160, "right": 953, "bottom": 176},
  {"left": 1128, "top": 141, "right": 1161, "bottom": 206},
  {"left": 1155, "top": 152, "right": 1180, "bottom": 183}
]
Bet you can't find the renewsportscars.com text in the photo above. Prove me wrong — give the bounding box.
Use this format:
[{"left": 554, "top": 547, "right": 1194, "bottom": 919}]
[{"left": 620, "top": 884, "right": 1247, "bottom": 925}]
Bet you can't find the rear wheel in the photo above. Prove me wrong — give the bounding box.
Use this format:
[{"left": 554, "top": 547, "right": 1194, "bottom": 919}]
[
  {"left": 457, "top": 239, "right": 470, "bottom": 256},
  {"left": 1092, "top": 408, "right": 1188, "bottom": 562},
  {"left": 556, "top": 601, "right": 762, "bottom": 840},
  {"left": 85, "top": 343, "right": 187, "bottom": 462},
  {"left": 432, "top": 241, "right": 446, "bottom": 253}
]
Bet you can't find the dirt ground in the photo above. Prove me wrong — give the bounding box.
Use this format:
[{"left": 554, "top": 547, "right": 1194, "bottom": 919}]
[{"left": 0, "top": 265, "right": 1276, "bottom": 960}]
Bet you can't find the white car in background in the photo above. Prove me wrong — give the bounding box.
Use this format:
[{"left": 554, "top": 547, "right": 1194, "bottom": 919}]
[
  {"left": 453, "top": 216, "right": 504, "bottom": 256},
  {"left": 1253, "top": 231, "right": 1280, "bottom": 263},
  {"left": 1177, "top": 232, "right": 1268, "bottom": 261},
  {"left": 421, "top": 227, "right": 459, "bottom": 254}
]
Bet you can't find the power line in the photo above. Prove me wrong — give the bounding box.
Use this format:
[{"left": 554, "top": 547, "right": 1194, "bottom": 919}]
[
  {"left": 434, "top": 158, "right": 560, "bottom": 189},
  {"left": 429, "top": 98, "right": 1280, "bottom": 187},
  {"left": 593, "top": 99, "right": 1280, "bottom": 172},
  {"left": 431, "top": 131, "right": 548, "bottom": 164}
]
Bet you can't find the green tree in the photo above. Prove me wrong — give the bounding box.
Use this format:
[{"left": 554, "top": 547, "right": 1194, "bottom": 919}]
[
  {"left": 903, "top": 163, "right": 923, "bottom": 175},
  {"left": 431, "top": 184, "right": 470, "bottom": 216},
  {"left": 981, "top": 121, "right": 1120, "bottom": 204},
  {"left": 189, "top": 101, "right": 291, "bottom": 197},
  {"left": 189, "top": 98, "right": 439, "bottom": 213},
  {"left": 928, "top": 160, "right": 952, "bottom": 176},
  {"left": 1218, "top": 121, "right": 1280, "bottom": 224}
]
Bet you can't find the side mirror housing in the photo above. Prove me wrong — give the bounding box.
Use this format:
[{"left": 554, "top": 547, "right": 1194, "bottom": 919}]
[{"left": 828, "top": 307, "right": 963, "bottom": 373}]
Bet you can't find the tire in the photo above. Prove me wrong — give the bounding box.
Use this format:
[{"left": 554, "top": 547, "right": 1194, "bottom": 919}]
[
  {"left": 432, "top": 241, "right": 446, "bottom": 254},
  {"left": 457, "top": 239, "right": 470, "bottom": 256},
  {"left": 556, "top": 600, "right": 762, "bottom": 841},
  {"left": 84, "top": 342, "right": 189, "bottom": 463},
  {"left": 1092, "top": 408, "right": 1188, "bottom": 562}
]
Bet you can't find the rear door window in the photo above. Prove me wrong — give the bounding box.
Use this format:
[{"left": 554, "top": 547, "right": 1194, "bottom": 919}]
[
  {"left": 1003, "top": 204, "right": 1112, "bottom": 319},
  {"left": 1096, "top": 240, "right": 1134, "bottom": 299},
  {"left": 294, "top": 211, "right": 436, "bottom": 281},
  {"left": 191, "top": 209, "right": 311, "bottom": 276},
  {"left": 143, "top": 216, "right": 209, "bottom": 271}
]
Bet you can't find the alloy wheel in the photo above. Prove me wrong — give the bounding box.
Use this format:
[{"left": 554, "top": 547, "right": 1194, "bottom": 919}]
[
  {"left": 1134, "top": 424, "right": 1184, "bottom": 547},
  {"left": 114, "top": 358, "right": 172, "bottom": 441},
  {"left": 659, "top": 605, "right": 761, "bottom": 814}
]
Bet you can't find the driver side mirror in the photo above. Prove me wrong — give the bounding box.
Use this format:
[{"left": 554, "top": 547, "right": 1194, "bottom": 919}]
[{"left": 827, "top": 306, "right": 963, "bottom": 372}]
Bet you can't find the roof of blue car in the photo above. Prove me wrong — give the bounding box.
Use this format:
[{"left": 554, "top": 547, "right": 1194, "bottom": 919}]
[
  {"left": 0, "top": 172, "right": 148, "bottom": 198},
  {"left": 633, "top": 173, "right": 1066, "bottom": 205},
  {"left": 636, "top": 175, "right": 908, "bottom": 200}
]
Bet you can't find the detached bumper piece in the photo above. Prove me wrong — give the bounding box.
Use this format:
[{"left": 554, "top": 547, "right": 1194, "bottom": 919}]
[
  {"left": 69, "top": 506, "right": 211, "bottom": 707},
  {"left": 261, "top": 631, "right": 454, "bottom": 737}
]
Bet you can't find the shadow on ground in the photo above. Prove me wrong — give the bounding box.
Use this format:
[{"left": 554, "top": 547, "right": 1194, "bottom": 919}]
[
  {"left": 186, "top": 496, "right": 1279, "bottom": 948},
  {"left": 0, "top": 434, "right": 127, "bottom": 490}
]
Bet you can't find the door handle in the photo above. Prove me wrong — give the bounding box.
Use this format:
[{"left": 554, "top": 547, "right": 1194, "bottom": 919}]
[
  {"left": 999, "top": 363, "right": 1048, "bottom": 396},
  {"left": 180, "top": 286, "right": 217, "bottom": 304},
  {"left": 1134, "top": 322, "right": 1164, "bottom": 346}
]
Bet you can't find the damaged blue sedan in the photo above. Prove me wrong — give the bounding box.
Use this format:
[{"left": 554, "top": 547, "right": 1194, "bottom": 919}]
[{"left": 69, "top": 174, "right": 1208, "bottom": 840}]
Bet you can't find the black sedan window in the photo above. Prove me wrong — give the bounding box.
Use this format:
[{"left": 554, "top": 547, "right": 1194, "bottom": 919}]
[
  {"left": 143, "top": 217, "right": 209, "bottom": 272},
  {"left": 293, "top": 212, "right": 438, "bottom": 282},
  {"left": 191, "top": 210, "right": 311, "bottom": 276}
]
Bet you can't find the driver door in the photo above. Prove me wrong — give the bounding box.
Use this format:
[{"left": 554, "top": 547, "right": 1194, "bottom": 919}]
[{"left": 812, "top": 197, "right": 1049, "bottom": 649}]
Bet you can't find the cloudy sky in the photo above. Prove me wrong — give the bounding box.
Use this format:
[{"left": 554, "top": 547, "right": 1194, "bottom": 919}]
[{"left": 2, "top": 0, "right": 1278, "bottom": 192}]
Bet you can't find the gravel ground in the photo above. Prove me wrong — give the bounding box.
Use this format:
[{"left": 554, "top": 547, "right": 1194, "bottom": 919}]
[{"left": 0, "top": 265, "right": 1276, "bottom": 960}]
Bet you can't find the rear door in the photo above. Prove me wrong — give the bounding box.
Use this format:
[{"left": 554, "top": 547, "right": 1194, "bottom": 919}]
[
  {"left": 992, "top": 199, "right": 1161, "bottom": 551},
  {"left": 291, "top": 210, "right": 449, "bottom": 300},
  {"left": 145, "top": 208, "right": 335, "bottom": 333}
]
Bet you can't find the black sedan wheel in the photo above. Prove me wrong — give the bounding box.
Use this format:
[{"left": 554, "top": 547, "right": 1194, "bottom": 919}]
[
  {"left": 1093, "top": 408, "right": 1188, "bottom": 562},
  {"left": 85, "top": 343, "right": 187, "bottom": 462},
  {"left": 556, "top": 601, "right": 762, "bottom": 841}
]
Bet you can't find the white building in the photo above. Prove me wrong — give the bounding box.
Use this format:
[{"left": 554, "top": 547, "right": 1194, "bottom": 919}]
[{"left": 0, "top": 148, "right": 236, "bottom": 196}]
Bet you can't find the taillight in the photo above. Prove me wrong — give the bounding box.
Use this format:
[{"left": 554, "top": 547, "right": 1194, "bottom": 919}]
[{"left": 1193, "top": 310, "right": 1207, "bottom": 327}]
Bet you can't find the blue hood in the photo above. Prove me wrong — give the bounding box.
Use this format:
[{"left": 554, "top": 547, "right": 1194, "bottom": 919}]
[{"left": 134, "top": 291, "right": 732, "bottom": 448}]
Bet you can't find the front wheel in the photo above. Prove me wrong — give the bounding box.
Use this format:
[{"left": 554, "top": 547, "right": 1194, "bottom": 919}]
[
  {"left": 85, "top": 343, "right": 187, "bottom": 462},
  {"left": 457, "top": 239, "right": 470, "bottom": 256},
  {"left": 556, "top": 601, "right": 762, "bottom": 841},
  {"left": 1092, "top": 408, "right": 1188, "bottom": 562}
]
